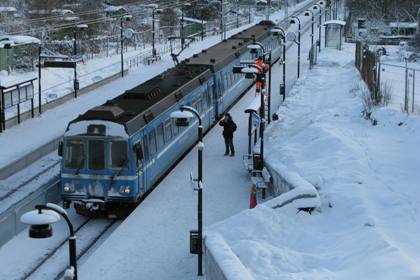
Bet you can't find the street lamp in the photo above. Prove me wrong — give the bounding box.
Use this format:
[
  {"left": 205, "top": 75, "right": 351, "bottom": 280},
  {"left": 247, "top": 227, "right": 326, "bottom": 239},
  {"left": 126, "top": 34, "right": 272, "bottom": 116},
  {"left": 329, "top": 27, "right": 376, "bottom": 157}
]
[
  {"left": 73, "top": 24, "right": 88, "bottom": 98},
  {"left": 170, "top": 105, "right": 204, "bottom": 276},
  {"left": 145, "top": 4, "right": 162, "bottom": 58},
  {"left": 271, "top": 27, "right": 286, "bottom": 101},
  {"left": 181, "top": 3, "right": 191, "bottom": 49},
  {"left": 152, "top": 8, "right": 162, "bottom": 58},
  {"left": 21, "top": 203, "right": 78, "bottom": 280},
  {"left": 313, "top": 4, "right": 323, "bottom": 53},
  {"left": 304, "top": 10, "right": 314, "bottom": 47},
  {"left": 247, "top": 41, "right": 272, "bottom": 124},
  {"left": 120, "top": 14, "right": 132, "bottom": 77},
  {"left": 290, "top": 16, "right": 301, "bottom": 78}
]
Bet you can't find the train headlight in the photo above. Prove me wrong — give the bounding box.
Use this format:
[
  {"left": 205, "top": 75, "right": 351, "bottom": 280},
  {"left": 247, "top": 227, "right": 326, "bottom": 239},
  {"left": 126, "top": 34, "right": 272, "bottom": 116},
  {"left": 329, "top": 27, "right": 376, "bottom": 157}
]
[
  {"left": 63, "top": 183, "right": 75, "bottom": 193},
  {"left": 120, "top": 185, "right": 131, "bottom": 194}
]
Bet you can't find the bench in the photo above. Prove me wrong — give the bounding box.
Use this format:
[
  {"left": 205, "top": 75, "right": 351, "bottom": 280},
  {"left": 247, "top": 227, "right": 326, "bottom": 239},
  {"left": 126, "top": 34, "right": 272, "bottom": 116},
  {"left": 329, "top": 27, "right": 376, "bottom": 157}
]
[
  {"left": 145, "top": 55, "right": 161, "bottom": 65},
  {"left": 251, "top": 167, "right": 271, "bottom": 199},
  {"left": 242, "top": 155, "right": 253, "bottom": 172}
]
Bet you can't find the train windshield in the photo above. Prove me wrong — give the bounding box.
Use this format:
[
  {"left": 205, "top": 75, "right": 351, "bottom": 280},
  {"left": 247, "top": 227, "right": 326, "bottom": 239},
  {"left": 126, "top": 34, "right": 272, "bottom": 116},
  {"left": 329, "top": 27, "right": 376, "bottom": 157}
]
[
  {"left": 88, "top": 139, "right": 105, "bottom": 170},
  {"left": 64, "top": 139, "right": 85, "bottom": 170},
  {"left": 109, "top": 139, "right": 129, "bottom": 169}
]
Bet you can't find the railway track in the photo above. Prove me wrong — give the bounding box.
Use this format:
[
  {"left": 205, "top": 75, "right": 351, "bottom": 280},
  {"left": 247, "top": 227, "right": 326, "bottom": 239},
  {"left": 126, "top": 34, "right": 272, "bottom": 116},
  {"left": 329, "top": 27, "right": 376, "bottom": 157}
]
[
  {"left": 0, "top": 160, "right": 60, "bottom": 203},
  {"left": 21, "top": 217, "right": 120, "bottom": 280}
]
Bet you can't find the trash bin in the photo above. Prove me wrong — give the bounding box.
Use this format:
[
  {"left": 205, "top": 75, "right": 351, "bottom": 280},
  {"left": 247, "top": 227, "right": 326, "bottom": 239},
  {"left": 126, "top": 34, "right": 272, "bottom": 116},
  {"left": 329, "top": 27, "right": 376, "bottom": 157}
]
[
  {"left": 253, "top": 153, "right": 263, "bottom": 170},
  {"left": 189, "top": 230, "right": 200, "bottom": 255}
]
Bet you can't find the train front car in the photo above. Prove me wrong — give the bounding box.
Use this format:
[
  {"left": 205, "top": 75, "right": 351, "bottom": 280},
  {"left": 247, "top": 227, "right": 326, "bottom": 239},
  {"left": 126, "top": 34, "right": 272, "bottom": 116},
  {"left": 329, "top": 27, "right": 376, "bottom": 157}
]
[{"left": 60, "top": 118, "right": 139, "bottom": 217}]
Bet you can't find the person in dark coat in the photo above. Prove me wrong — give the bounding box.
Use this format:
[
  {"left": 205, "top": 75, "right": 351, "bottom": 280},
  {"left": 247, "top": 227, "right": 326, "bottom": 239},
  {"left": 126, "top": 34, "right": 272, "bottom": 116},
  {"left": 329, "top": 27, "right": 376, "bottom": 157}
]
[{"left": 219, "top": 113, "right": 237, "bottom": 156}]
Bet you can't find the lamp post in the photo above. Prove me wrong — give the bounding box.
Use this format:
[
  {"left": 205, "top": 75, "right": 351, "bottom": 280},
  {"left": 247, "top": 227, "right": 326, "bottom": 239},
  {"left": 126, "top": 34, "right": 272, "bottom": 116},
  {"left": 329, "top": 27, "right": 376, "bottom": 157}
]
[
  {"left": 313, "top": 4, "right": 322, "bottom": 53},
  {"left": 21, "top": 203, "right": 78, "bottom": 280},
  {"left": 151, "top": 7, "right": 162, "bottom": 58},
  {"left": 290, "top": 16, "right": 301, "bottom": 78},
  {"left": 305, "top": 10, "right": 314, "bottom": 47},
  {"left": 171, "top": 106, "right": 204, "bottom": 276},
  {"left": 37, "top": 44, "right": 42, "bottom": 114},
  {"left": 120, "top": 14, "right": 132, "bottom": 77},
  {"left": 271, "top": 27, "right": 286, "bottom": 101},
  {"left": 73, "top": 24, "right": 88, "bottom": 98},
  {"left": 181, "top": 3, "right": 191, "bottom": 49},
  {"left": 0, "top": 43, "right": 11, "bottom": 133}
]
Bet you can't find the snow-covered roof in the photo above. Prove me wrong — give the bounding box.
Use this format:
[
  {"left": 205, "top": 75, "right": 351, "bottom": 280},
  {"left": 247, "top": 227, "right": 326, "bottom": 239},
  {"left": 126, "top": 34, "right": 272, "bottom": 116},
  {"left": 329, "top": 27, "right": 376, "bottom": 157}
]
[
  {"left": 51, "top": 9, "right": 74, "bottom": 15},
  {"left": 179, "top": 16, "right": 207, "bottom": 24},
  {"left": 64, "top": 16, "right": 80, "bottom": 21},
  {"left": 0, "top": 7, "right": 17, "bottom": 12},
  {"left": 323, "top": 20, "right": 346, "bottom": 26},
  {"left": 104, "top": 5, "right": 127, "bottom": 13},
  {"left": 389, "top": 22, "right": 417, "bottom": 29},
  {"left": 0, "top": 35, "right": 40, "bottom": 47}
]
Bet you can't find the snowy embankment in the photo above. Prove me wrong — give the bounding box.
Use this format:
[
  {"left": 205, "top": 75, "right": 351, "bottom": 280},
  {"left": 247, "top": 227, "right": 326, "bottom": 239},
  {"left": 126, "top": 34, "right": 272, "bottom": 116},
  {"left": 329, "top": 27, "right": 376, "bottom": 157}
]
[{"left": 205, "top": 44, "right": 420, "bottom": 279}]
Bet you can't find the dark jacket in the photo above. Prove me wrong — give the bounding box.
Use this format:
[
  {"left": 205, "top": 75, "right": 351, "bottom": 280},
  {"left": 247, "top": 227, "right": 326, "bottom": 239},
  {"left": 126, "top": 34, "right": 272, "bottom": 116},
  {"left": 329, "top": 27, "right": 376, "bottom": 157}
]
[{"left": 219, "top": 118, "right": 237, "bottom": 138}]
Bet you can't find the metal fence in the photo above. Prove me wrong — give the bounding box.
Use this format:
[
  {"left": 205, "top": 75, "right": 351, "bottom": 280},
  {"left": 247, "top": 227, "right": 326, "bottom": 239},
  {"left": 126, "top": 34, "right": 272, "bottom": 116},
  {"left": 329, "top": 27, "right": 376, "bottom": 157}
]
[
  {"left": 379, "top": 62, "right": 420, "bottom": 114},
  {"left": 308, "top": 40, "right": 319, "bottom": 69}
]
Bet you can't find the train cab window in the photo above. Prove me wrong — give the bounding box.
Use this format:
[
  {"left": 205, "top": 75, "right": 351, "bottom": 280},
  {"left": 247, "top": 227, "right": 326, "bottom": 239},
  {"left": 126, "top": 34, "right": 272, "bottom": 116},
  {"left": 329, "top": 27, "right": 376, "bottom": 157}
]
[
  {"left": 208, "top": 86, "right": 213, "bottom": 105},
  {"left": 149, "top": 130, "right": 157, "bottom": 155},
  {"left": 64, "top": 139, "right": 85, "bottom": 169},
  {"left": 157, "top": 124, "right": 165, "bottom": 147},
  {"left": 164, "top": 119, "right": 173, "bottom": 142},
  {"left": 109, "top": 140, "right": 128, "bottom": 169},
  {"left": 88, "top": 139, "right": 105, "bottom": 170}
]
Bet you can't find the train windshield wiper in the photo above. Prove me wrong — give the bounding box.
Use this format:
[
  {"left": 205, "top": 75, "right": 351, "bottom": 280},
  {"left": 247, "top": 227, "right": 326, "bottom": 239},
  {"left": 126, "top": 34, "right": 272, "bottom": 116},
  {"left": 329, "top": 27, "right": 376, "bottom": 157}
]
[
  {"left": 110, "top": 157, "right": 128, "bottom": 187},
  {"left": 75, "top": 156, "right": 85, "bottom": 175}
]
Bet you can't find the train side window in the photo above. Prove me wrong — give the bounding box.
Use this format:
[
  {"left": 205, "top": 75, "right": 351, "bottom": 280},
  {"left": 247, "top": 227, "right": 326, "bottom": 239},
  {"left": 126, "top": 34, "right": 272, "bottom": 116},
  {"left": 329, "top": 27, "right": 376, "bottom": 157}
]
[
  {"left": 171, "top": 119, "right": 179, "bottom": 136},
  {"left": 142, "top": 135, "right": 149, "bottom": 160},
  {"left": 149, "top": 130, "right": 157, "bottom": 155},
  {"left": 164, "top": 119, "right": 173, "bottom": 142},
  {"left": 157, "top": 123, "right": 165, "bottom": 147}
]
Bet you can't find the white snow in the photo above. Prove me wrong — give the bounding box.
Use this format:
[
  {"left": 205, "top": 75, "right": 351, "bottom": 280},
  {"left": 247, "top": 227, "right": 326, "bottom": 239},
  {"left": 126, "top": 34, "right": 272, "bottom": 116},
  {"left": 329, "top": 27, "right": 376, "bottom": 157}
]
[
  {"left": 205, "top": 44, "right": 420, "bottom": 279},
  {"left": 324, "top": 19, "right": 346, "bottom": 26}
]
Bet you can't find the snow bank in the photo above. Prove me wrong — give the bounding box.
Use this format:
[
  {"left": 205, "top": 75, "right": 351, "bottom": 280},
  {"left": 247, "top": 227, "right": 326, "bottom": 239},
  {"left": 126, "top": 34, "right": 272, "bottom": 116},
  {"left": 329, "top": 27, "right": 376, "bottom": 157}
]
[
  {"left": 264, "top": 162, "right": 321, "bottom": 210},
  {"left": 205, "top": 233, "right": 254, "bottom": 280}
]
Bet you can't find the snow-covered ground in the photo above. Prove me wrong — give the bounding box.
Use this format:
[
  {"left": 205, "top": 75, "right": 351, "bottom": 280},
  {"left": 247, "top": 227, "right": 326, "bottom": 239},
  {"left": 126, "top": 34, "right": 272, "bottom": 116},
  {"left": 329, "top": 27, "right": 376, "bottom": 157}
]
[
  {"left": 206, "top": 44, "right": 420, "bottom": 279},
  {"left": 0, "top": 2, "right": 317, "bottom": 279}
]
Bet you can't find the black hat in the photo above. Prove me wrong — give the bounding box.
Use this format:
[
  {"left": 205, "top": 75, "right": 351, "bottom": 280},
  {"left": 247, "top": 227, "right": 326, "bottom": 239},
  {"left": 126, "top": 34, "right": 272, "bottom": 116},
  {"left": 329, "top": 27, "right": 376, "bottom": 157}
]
[{"left": 226, "top": 113, "right": 231, "bottom": 118}]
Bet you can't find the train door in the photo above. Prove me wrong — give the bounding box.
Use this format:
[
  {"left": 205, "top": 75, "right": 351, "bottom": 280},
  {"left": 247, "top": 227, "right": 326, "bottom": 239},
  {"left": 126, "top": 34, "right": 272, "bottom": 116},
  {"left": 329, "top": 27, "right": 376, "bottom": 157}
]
[
  {"left": 136, "top": 134, "right": 148, "bottom": 195},
  {"left": 216, "top": 73, "right": 224, "bottom": 118},
  {"left": 207, "top": 81, "right": 216, "bottom": 124}
]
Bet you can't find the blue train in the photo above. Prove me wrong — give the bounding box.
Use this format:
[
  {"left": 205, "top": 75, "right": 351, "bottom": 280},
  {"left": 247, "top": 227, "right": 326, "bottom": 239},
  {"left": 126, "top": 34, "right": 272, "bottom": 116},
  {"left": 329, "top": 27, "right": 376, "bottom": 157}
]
[{"left": 58, "top": 21, "right": 283, "bottom": 216}]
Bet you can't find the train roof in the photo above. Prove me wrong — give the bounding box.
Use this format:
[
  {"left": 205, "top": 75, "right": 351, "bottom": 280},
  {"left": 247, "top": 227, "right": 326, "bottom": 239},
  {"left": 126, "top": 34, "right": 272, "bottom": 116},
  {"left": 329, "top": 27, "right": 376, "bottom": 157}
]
[
  {"left": 70, "top": 64, "right": 212, "bottom": 135},
  {"left": 183, "top": 38, "right": 249, "bottom": 72},
  {"left": 230, "top": 20, "right": 276, "bottom": 42},
  {"left": 183, "top": 21, "right": 276, "bottom": 72}
]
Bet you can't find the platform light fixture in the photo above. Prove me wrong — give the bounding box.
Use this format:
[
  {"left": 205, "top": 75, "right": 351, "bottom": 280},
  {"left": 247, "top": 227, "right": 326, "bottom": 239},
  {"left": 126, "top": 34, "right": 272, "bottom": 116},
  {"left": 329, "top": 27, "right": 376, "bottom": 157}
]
[{"left": 21, "top": 203, "right": 78, "bottom": 280}]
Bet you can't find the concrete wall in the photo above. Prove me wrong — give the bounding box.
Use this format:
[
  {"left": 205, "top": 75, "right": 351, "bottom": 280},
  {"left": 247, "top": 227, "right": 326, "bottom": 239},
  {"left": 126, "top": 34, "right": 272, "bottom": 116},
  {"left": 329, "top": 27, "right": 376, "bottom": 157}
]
[{"left": 0, "top": 177, "right": 60, "bottom": 248}]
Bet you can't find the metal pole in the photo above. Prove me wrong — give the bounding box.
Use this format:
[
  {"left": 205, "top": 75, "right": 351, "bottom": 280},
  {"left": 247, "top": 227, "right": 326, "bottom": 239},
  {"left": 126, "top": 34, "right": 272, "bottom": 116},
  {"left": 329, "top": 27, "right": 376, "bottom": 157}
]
[
  {"left": 319, "top": 9, "right": 322, "bottom": 53},
  {"left": 197, "top": 123, "right": 203, "bottom": 276},
  {"left": 0, "top": 88, "right": 3, "bottom": 132},
  {"left": 268, "top": 52, "right": 271, "bottom": 124},
  {"left": 248, "top": 4, "right": 251, "bottom": 24},
  {"left": 405, "top": 58, "right": 408, "bottom": 112},
  {"left": 152, "top": 10, "right": 156, "bottom": 57},
  {"left": 297, "top": 22, "right": 301, "bottom": 78},
  {"left": 120, "top": 18, "right": 124, "bottom": 77},
  {"left": 73, "top": 30, "right": 78, "bottom": 98},
  {"left": 282, "top": 39, "right": 286, "bottom": 100},
  {"left": 412, "top": 70, "right": 415, "bottom": 113},
  {"left": 248, "top": 114, "right": 252, "bottom": 155},
  {"left": 259, "top": 72, "right": 265, "bottom": 167},
  {"left": 38, "top": 45, "right": 42, "bottom": 114},
  {"left": 311, "top": 15, "right": 314, "bottom": 46},
  {"left": 181, "top": 7, "right": 185, "bottom": 48}
]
